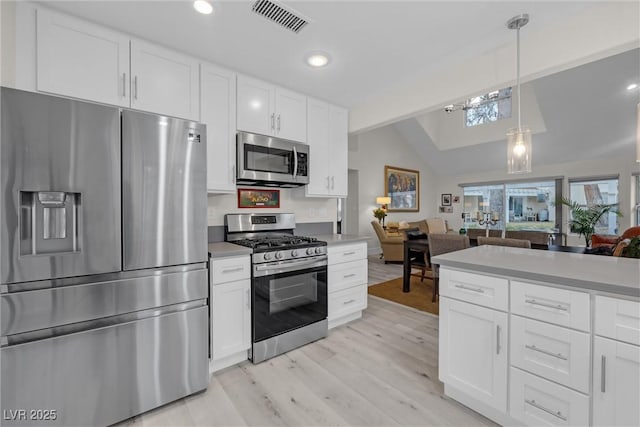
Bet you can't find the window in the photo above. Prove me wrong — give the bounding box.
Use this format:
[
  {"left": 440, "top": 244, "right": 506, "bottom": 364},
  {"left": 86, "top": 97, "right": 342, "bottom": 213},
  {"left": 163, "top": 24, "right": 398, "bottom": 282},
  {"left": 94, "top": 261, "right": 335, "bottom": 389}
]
[
  {"left": 465, "top": 87, "right": 512, "bottom": 127},
  {"left": 462, "top": 179, "right": 560, "bottom": 232},
  {"left": 568, "top": 177, "right": 619, "bottom": 235},
  {"left": 635, "top": 175, "right": 640, "bottom": 226}
]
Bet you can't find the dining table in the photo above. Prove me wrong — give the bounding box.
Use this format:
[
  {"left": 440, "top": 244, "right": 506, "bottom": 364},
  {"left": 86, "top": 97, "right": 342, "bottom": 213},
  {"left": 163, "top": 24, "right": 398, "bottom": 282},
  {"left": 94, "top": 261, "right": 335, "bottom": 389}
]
[{"left": 402, "top": 238, "right": 430, "bottom": 292}]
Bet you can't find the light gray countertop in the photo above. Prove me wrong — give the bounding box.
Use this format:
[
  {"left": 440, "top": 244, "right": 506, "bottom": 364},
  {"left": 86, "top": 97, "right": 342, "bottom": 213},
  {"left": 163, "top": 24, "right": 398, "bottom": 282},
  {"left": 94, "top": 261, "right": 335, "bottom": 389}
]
[
  {"left": 311, "top": 234, "right": 371, "bottom": 246},
  {"left": 208, "top": 242, "right": 252, "bottom": 259},
  {"left": 432, "top": 246, "right": 640, "bottom": 298}
]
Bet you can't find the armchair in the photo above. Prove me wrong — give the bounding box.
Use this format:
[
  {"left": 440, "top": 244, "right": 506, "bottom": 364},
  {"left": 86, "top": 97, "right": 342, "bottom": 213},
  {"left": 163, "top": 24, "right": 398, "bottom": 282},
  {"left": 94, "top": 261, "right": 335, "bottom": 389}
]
[
  {"left": 371, "top": 221, "right": 404, "bottom": 263},
  {"left": 592, "top": 226, "right": 640, "bottom": 252}
]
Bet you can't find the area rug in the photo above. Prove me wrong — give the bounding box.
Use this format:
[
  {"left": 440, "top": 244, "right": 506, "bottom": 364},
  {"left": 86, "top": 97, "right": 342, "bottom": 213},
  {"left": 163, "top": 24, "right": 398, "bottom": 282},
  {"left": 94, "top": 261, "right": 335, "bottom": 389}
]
[{"left": 368, "top": 275, "right": 439, "bottom": 315}]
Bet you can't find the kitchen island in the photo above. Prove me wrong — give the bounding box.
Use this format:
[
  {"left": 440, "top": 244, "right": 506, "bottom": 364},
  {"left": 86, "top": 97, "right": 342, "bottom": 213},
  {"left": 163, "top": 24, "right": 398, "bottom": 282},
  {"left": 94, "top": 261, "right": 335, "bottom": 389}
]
[{"left": 431, "top": 246, "right": 639, "bottom": 427}]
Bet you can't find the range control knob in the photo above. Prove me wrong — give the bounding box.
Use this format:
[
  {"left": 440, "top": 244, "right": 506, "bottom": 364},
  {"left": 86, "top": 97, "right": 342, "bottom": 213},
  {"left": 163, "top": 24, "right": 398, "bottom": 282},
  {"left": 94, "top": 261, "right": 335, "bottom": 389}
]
[
  {"left": 275, "top": 251, "right": 283, "bottom": 259},
  {"left": 306, "top": 248, "right": 314, "bottom": 255},
  {"left": 315, "top": 247, "right": 323, "bottom": 254},
  {"left": 291, "top": 250, "right": 298, "bottom": 257},
  {"left": 263, "top": 253, "right": 272, "bottom": 261}
]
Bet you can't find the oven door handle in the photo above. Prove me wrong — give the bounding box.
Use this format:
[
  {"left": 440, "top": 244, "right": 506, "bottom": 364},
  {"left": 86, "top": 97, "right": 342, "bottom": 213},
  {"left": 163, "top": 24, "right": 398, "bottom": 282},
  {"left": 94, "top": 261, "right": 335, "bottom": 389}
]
[
  {"left": 293, "top": 146, "right": 298, "bottom": 179},
  {"left": 254, "top": 256, "right": 327, "bottom": 277}
]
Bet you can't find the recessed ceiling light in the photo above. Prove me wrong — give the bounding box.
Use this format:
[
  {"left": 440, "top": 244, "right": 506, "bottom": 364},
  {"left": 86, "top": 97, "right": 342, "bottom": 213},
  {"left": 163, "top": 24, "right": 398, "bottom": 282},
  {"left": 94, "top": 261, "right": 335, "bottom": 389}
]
[
  {"left": 194, "top": 0, "right": 214, "bottom": 15},
  {"left": 306, "top": 53, "right": 330, "bottom": 68},
  {"left": 627, "top": 83, "right": 639, "bottom": 91}
]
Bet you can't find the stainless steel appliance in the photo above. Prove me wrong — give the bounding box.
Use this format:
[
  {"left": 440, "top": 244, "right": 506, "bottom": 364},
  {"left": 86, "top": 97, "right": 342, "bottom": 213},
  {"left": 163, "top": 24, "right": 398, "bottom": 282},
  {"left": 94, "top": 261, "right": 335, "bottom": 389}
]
[
  {"left": 0, "top": 87, "right": 209, "bottom": 427},
  {"left": 236, "top": 131, "right": 309, "bottom": 187},
  {"left": 225, "top": 213, "right": 327, "bottom": 363}
]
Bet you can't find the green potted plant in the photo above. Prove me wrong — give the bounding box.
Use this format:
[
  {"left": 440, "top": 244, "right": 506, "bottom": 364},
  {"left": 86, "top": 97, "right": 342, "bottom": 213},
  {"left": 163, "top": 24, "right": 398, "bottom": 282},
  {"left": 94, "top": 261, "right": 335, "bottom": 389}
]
[{"left": 559, "top": 197, "right": 621, "bottom": 247}]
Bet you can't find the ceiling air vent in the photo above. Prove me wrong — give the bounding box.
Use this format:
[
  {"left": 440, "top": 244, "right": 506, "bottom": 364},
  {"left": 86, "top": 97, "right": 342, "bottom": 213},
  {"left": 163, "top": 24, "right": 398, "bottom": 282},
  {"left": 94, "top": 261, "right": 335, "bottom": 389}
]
[{"left": 251, "top": 0, "right": 310, "bottom": 34}]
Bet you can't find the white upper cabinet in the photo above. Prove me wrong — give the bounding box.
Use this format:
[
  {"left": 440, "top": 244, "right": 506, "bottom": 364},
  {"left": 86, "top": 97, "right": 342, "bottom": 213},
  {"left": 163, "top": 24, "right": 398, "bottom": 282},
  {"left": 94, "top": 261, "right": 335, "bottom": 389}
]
[
  {"left": 200, "top": 63, "right": 236, "bottom": 193},
  {"left": 306, "top": 99, "right": 348, "bottom": 197},
  {"left": 328, "top": 105, "right": 348, "bottom": 196},
  {"left": 36, "top": 8, "right": 130, "bottom": 107},
  {"left": 275, "top": 87, "right": 307, "bottom": 142},
  {"left": 130, "top": 39, "right": 199, "bottom": 121},
  {"left": 305, "top": 98, "right": 331, "bottom": 196},
  {"left": 236, "top": 75, "right": 306, "bottom": 142}
]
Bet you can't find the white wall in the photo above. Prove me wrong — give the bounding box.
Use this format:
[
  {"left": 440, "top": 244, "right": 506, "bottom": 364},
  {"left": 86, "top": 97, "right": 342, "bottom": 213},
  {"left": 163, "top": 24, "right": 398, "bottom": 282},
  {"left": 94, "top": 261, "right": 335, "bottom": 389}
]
[
  {"left": 434, "top": 155, "right": 638, "bottom": 246},
  {"left": 348, "top": 125, "right": 437, "bottom": 252},
  {"left": 207, "top": 190, "right": 337, "bottom": 227}
]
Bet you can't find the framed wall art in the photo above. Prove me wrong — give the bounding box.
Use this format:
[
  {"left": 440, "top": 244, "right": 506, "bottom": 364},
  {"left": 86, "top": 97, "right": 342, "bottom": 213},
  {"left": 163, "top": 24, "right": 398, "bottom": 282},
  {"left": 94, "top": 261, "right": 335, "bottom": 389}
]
[
  {"left": 384, "top": 165, "right": 419, "bottom": 212},
  {"left": 441, "top": 193, "right": 452, "bottom": 206},
  {"left": 237, "top": 188, "right": 280, "bottom": 208}
]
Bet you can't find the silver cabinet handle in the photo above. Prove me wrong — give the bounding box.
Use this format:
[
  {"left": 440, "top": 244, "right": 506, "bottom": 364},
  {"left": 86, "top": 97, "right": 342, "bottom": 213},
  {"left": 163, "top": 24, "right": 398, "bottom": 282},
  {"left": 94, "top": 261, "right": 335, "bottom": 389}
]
[
  {"left": 277, "top": 114, "right": 281, "bottom": 132},
  {"left": 331, "top": 176, "right": 335, "bottom": 190},
  {"left": 525, "top": 399, "right": 567, "bottom": 421},
  {"left": 525, "top": 299, "right": 568, "bottom": 311},
  {"left": 343, "top": 299, "right": 356, "bottom": 305},
  {"left": 455, "top": 284, "right": 485, "bottom": 293},
  {"left": 231, "top": 165, "right": 236, "bottom": 183},
  {"left": 122, "top": 73, "right": 126, "bottom": 97},
  {"left": 343, "top": 251, "right": 356, "bottom": 256},
  {"left": 601, "top": 355, "right": 606, "bottom": 393},
  {"left": 271, "top": 113, "right": 275, "bottom": 131},
  {"left": 525, "top": 344, "right": 568, "bottom": 361},
  {"left": 133, "top": 75, "right": 138, "bottom": 100},
  {"left": 496, "top": 325, "right": 501, "bottom": 354},
  {"left": 343, "top": 273, "right": 356, "bottom": 279},
  {"left": 246, "top": 288, "right": 250, "bottom": 310},
  {"left": 222, "top": 267, "right": 243, "bottom": 274}
]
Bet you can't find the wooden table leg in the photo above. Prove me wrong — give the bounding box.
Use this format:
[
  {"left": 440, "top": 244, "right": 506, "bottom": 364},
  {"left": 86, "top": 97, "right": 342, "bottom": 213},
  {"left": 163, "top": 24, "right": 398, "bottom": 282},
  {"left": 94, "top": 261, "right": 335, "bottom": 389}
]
[{"left": 403, "top": 241, "right": 410, "bottom": 293}]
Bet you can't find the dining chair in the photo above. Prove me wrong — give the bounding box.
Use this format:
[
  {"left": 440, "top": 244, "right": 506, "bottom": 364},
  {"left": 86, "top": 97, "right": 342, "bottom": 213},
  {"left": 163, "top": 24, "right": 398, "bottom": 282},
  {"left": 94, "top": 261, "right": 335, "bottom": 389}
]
[
  {"left": 404, "top": 229, "right": 431, "bottom": 282},
  {"left": 477, "top": 236, "right": 531, "bottom": 248},
  {"left": 428, "top": 234, "right": 470, "bottom": 302}
]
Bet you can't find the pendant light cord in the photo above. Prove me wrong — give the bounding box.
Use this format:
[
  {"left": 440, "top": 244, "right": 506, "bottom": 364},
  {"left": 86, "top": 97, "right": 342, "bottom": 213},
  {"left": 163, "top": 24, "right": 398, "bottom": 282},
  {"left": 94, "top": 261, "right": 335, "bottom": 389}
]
[{"left": 517, "top": 25, "right": 521, "bottom": 131}]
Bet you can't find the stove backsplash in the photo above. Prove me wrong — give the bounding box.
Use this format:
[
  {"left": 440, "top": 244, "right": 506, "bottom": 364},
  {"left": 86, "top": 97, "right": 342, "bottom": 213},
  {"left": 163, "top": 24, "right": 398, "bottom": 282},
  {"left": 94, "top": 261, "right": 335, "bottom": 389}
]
[{"left": 208, "top": 221, "right": 334, "bottom": 243}]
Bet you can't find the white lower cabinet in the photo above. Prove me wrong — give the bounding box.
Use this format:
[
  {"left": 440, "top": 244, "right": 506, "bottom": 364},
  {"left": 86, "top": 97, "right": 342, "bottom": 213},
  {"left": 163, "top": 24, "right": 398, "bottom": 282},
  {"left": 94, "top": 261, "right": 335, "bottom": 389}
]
[
  {"left": 327, "top": 242, "right": 368, "bottom": 329},
  {"left": 439, "top": 297, "right": 508, "bottom": 412},
  {"left": 510, "top": 315, "right": 590, "bottom": 393},
  {"left": 510, "top": 367, "right": 589, "bottom": 427},
  {"left": 593, "top": 336, "right": 640, "bottom": 427},
  {"left": 210, "top": 256, "right": 251, "bottom": 373}
]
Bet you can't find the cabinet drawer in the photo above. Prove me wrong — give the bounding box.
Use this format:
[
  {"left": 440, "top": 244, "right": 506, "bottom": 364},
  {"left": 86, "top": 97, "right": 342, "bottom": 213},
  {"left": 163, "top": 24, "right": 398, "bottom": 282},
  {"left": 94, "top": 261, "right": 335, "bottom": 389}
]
[
  {"left": 210, "top": 256, "right": 251, "bottom": 284},
  {"left": 328, "top": 243, "right": 366, "bottom": 264},
  {"left": 328, "top": 259, "right": 367, "bottom": 293},
  {"left": 328, "top": 285, "right": 367, "bottom": 321},
  {"left": 510, "top": 367, "right": 589, "bottom": 427},
  {"left": 511, "top": 315, "right": 590, "bottom": 393},
  {"left": 595, "top": 296, "right": 640, "bottom": 346},
  {"left": 439, "top": 268, "right": 508, "bottom": 311},
  {"left": 511, "top": 281, "right": 590, "bottom": 332}
]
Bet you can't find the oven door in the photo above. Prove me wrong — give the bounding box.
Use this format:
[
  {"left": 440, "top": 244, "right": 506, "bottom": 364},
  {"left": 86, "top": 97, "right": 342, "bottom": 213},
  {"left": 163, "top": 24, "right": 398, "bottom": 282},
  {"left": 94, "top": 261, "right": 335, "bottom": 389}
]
[{"left": 252, "top": 256, "right": 327, "bottom": 343}]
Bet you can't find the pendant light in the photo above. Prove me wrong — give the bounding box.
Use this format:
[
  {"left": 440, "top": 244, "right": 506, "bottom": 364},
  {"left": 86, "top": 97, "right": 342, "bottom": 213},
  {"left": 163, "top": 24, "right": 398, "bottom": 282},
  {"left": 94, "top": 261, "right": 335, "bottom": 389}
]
[{"left": 506, "top": 14, "right": 532, "bottom": 174}]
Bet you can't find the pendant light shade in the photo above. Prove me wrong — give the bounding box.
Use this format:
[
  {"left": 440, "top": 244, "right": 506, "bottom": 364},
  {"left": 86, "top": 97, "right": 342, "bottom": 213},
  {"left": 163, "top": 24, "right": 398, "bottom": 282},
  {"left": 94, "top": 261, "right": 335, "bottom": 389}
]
[
  {"left": 506, "top": 14, "right": 531, "bottom": 174},
  {"left": 507, "top": 126, "right": 532, "bottom": 173}
]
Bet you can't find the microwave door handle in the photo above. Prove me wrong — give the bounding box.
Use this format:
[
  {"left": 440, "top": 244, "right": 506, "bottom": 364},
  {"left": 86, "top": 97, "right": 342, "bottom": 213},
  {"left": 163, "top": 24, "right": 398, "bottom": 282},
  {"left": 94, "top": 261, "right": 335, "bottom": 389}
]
[{"left": 293, "top": 146, "right": 298, "bottom": 179}]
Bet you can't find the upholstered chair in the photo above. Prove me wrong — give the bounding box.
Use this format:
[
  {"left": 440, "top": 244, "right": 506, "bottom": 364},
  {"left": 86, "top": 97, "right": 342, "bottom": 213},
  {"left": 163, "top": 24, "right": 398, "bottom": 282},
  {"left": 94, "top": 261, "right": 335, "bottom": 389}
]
[
  {"left": 477, "top": 236, "right": 532, "bottom": 249},
  {"left": 427, "top": 234, "right": 470, "bottom": 302},
  {"left": 371, "top": 221, "right": 404, "bottom": 263}
]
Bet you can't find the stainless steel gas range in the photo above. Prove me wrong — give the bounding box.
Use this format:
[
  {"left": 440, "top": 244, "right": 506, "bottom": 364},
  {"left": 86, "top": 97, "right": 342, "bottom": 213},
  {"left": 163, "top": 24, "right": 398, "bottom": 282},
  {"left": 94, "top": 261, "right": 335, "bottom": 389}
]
[{"left": 224, "top": 213, "right": 328, "bottom": 363}]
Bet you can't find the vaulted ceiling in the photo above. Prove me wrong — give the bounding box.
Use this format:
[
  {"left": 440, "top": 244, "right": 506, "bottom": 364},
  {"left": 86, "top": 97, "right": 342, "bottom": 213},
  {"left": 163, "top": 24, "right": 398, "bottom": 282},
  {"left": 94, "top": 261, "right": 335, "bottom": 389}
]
[{"left": 392, "top": 48, "right": 640, "bottom": 176}]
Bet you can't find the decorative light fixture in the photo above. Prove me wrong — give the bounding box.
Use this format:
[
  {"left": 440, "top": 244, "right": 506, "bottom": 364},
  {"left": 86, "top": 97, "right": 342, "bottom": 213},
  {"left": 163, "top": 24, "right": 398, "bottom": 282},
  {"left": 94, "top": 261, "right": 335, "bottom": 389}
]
[
  {"left": 193, "top": 0, "right": 214, "bottom": 15},
  {"left": 506, "top": 14, "right": 532, "bottom": 174},
  {"left": 306, "top": 52, "right": 330, "bottom": 68}
]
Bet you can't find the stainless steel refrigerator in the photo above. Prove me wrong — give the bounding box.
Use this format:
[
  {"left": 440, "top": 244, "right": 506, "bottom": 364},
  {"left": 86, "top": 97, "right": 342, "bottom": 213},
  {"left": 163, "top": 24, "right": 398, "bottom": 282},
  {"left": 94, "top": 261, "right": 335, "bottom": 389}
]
[{"left": 0, "top": 87, "right": 209, "bottom": 426}]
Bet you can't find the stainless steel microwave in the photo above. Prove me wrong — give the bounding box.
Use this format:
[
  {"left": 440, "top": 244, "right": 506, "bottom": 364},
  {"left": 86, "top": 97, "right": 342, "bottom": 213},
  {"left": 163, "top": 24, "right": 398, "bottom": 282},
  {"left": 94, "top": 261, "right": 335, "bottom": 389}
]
[{"left": 236, "top": 131, "right": 309, "bottom": 187}]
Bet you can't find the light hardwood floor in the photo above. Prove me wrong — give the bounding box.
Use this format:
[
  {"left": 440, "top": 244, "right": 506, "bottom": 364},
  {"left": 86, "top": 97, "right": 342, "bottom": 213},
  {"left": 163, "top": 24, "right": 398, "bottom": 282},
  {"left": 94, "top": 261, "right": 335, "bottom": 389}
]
[{"left": 117, "top": 257, "right": 494, "bottom": 427}]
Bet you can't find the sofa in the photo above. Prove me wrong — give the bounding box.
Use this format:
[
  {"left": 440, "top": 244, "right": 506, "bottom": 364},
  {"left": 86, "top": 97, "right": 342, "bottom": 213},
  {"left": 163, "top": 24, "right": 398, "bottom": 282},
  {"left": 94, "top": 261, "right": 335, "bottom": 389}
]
[{"left": 592, "top": 226, "right": 640, "bottom": 256}]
